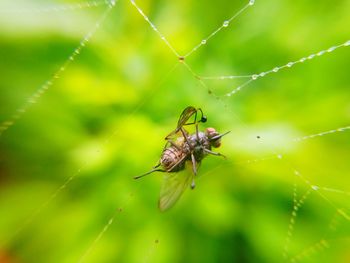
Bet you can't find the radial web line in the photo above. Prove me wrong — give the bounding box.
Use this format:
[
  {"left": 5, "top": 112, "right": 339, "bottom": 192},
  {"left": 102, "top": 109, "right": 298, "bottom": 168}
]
[
  {"left": 2, "top": 61, "right": 179, "bottom": 247},
  {"left": 0, "top": 162, "right": 88, "bottom": 248},
  {"left": 291, "top": 169, "right": 350, "bottom": 221},
  {"left": 201, "top": 75, "right": 252, "bottom": 80},
  {"left": 0, "top": 1, "right": 117, "bottom": 137},
  {"left": 260, "top": 151, "right": 350, "bottom": 257},
  {"left": 182, "top": 61, "right": 216, "bottom": 95},
  {"left": 290, "top": 210, "right": 349, "bottom": 262},
  {"left": 216, "top": 94, "right": 350, "bottom": 258},
  {"left": 310, "top": 186, "right": 350, "bottom": 197},
  {"left": 197, "top": 39, "right": 350, "bottom": 96},
  {"left": 243, "top": 154, "right": 280, "bottom": 165},
  {"left": 293, "top": 125, "right": 350, "bottom": 142},
  {"left": 283, "top": 182, "right": 312, "bottom": 260},
  {"left": 77, "top": 189, "right": 137, "bottom": 263},
  {"left": 290, "top": 238, "right": 330, "bottom": 263},
  {"left": 196, "top": 154, "right": 282, "bottom": 184},
  {"left": 0, "top": 0, "right": 114, "bottom": 13},
  {"left": 215, "top": 96, "right": 350, "bottom": 254},
  {"left": 283, "top": 181, "right": 298, "bottom": 260},
  {"left": 184, "top": 0, "right": 255, "bottom": 58},
  {"left": 129, "top": 0, "right": 179, "bottom": 57}
]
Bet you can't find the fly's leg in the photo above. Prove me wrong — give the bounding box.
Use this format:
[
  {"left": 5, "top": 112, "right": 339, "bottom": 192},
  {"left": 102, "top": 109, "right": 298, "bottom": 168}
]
[
  {"left": 204, "top": 149, "right": 226, "bottom": 159},
  {"left": 190, "top": 153, "right": 197, "bottom": 189},
  {"left": 195, "top": 122, "right": 200, "bottom": 141},
  {"left": 180, "top": 127, "right": 191, "bottom": 146},
  {"left": 153, "top": 162, "right": 161, "bottom": 169},
  {"left": 134, "top": 168, "right": 165, "bottom": 179}
]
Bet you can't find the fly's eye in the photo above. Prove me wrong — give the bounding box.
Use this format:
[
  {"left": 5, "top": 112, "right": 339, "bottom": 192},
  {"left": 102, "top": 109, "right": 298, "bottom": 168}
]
[{"left": 201, "top": 116, "right": 207, "bottom": 123}]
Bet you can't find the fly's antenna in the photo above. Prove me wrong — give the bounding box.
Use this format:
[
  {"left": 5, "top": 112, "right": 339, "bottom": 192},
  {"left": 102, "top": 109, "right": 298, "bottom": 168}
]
[
  {"left": 133, "top": 168, "right": 164, "bottom": 179},
  {"left": 198, "top": 108, "right": 207, "bottom": 123},
  {"left": 210, "top": 131, "right": 231, "bottom": 141}
]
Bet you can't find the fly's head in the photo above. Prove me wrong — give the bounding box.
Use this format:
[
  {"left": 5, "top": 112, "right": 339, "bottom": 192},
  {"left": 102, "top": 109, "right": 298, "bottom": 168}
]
[
  {"left": 205, "top": 127, "right": 221, "bottom": 148},
  {"left": 205, "top": 127, "right": 231, "bottom": 148}
]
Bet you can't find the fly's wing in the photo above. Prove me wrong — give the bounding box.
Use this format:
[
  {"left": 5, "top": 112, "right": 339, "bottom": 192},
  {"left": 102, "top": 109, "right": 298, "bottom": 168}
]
[
  {"left": 177, "top": 106, "right": 197, "bottom": 128},
  {"left": 159, "top": 170, "right": 192, "bottom": 212},
  {"left": 165, "top": 106, "right": 197, "bottom": 140}
]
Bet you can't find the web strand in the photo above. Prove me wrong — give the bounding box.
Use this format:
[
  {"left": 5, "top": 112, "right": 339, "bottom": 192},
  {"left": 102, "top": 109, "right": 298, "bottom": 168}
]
[
  {"left": 283, "top": 184, "right": 312, "bottom": 260},
  {"left": 197, "top": 39, "right": 350, "bottom": 96},
  {"left": 290, "top": 169, "right": 350, "bottom": 221},
  {"left": 290, "top": 238, "right": 330, "bottom": 263},
  {"left": 0, "top": 164, "right": 87, "bottom": 248},
  {"left": 2, "top": 1, "right": 349, "bottom": 262},
  {"left": 184, "top": 0, "right": 255, "bottom": 58},
  {"left": 129, "top": 0, "right": 179, "bottom": 57},
  {"left": 188, "top": 62, "right": 350, "bottom": 256},
  {"left": 77, "top": 191, "right": 136, "bottom": 263},
  {"left": 310, "top": 186, "right": 350, "bottom": 197},
  {"left": 2, "top": 61, "right": 179, "bottom": 247},
  {"left": 0, "top": 1, "right": 117, "bottom": 137},
  {"left": 293, "top": 125, "right": 350, "bottom": 142}
]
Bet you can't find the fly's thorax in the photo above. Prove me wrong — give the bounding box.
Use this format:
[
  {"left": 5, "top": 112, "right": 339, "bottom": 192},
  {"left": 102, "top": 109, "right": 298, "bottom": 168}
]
[{"left": 187, "top": 131, "right": 211, "bottom": 162}]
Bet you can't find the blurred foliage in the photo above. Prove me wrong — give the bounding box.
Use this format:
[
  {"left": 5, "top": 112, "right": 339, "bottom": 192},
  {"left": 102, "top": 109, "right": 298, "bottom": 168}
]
[{"left": 0, "top": 0, "right": 350, "bottom": 262}]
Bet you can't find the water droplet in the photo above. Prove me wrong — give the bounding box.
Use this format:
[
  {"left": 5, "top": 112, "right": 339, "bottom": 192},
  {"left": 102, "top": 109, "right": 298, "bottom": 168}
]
[
  {"left": 287, "top": 62, "right": 294, "bottom": 67},
  {"left": 259, "top": 72, "right": 266, "bottom": 77},
  {"left": 344, "top": 40, "right": 350, "bottom": 46},
  {"left": 311, "top": 185, "right": 319, "bottom": 191},
  {"left": 273, "top": 67, "right": 279, "bottom": 72},
  {"left": 299, "top": 58, "right": 306, "bottom": 63},
  {"left": 223, "top": 20, "right": 229, "bottom": 27},
  {"left": 317, "top": 51, "right": 325, "bottom": 56},
  {"left": 201, "top": 39, "right": 207, "bottom": 45},
  {"left": 252, "top": 74, "right": 259, "bottom": 80},
  {"left": 249, "top": 0, "right": 255, "bottom": 5},
  {"left": 308, "top": 54, "right": 315, "bottom": 59},
  {"left": 327, "top": 46, "right": 336, "bottom": 52}
]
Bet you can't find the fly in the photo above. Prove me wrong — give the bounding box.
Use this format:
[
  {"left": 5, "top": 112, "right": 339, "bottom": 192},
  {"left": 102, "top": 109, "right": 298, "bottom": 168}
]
[{"left": 134, "top": 106, "right": 230, "bottom": 211}]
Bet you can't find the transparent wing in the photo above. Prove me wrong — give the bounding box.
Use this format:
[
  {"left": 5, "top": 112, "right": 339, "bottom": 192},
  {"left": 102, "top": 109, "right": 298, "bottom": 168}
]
[
  {"left": 177, "top": 106, "right": 198, "bottom": 128},
  {"left": 159, "top": 167, "right": 192, "bottom": 212},
  {"left": 165, "top": 106, "right": 198, "bottom": 140}
]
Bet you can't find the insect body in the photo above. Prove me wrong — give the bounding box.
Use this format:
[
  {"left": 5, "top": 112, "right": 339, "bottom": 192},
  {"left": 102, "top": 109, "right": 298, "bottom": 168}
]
[{"left": 135, "top": 106, "right": 229, "bottom": 211}]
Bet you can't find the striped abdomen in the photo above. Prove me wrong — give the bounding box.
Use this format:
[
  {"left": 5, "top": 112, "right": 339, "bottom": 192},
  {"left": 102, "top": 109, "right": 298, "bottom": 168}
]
[{"left": 160, "top": 145, "right": 188, "bottom": 172}]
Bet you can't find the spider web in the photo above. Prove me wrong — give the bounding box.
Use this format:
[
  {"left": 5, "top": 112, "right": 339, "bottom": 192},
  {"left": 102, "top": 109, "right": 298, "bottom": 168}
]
[{"left": 0, "top": 0, "right": 350, "bottom": 262}]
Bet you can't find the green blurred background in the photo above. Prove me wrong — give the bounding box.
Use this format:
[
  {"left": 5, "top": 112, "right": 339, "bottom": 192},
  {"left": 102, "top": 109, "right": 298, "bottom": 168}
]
[{"left": 1, "top": 0, "right": 350, "bottom": 262}]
